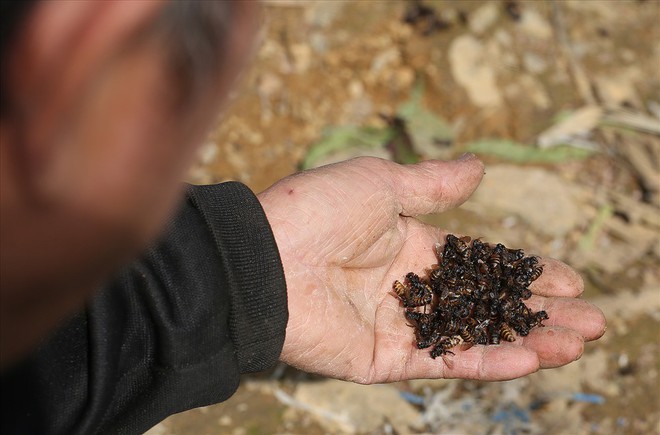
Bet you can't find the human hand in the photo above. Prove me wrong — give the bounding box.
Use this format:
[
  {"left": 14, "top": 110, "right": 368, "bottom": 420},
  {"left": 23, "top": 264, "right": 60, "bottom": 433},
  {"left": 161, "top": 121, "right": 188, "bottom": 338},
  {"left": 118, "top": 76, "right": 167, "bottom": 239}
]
[{"left": 258, "top": 155, "right": 606, "bottom": 383}]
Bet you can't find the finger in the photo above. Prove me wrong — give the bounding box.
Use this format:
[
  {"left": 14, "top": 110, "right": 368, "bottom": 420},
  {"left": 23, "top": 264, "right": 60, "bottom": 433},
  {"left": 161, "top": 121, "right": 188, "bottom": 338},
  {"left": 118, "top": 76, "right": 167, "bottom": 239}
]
[
  {"left": 393, "top": 153, "right": 485, "bottom": 216},
  {"left": 530, "top": 257, "right": 584, "bottom": 298},
  {"left": 405, "top": 343, "right": 540, "bottom": 381},
  {"left": 525, "top": 296, "right": 607, "bottom": 341},
  {"left": 518, "top": 326, "right": 584, "bottom": 369}
]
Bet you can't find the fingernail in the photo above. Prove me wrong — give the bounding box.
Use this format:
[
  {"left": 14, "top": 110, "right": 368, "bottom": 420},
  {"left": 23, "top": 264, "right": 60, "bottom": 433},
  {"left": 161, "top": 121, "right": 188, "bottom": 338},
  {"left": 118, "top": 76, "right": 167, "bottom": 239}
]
[{"left": 457, "top": 152, "right": 476, "bottom": 162}]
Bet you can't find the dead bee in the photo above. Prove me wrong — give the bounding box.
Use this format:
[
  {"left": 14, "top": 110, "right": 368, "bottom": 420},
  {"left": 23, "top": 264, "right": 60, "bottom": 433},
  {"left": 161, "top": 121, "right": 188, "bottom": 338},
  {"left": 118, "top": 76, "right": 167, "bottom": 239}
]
[
  {"left": 472, "top": 302, "right": 489, "bottom": 320},
  {"left": 455, "top": 301, "right": 474, "bottom": 319},
  {"left": 430, "top": 336, "right": 462, "bottom": 358},
  {"left": 456, "top": 284, "right": 475, "bottom": 297},
  {"left": 487, "top": 319, "right": 503, "bottom": 345},
  {"left": 441, "top": 275, "right": 459, "bottom": 290},
  {"left": 428, "top": 264, "right": 442, "bottom": 283},
  {"left": 405, "top": 310, "right": 436, "bottom": 340},
  {"left": 499, "top": 323, "right": 516, "bottom": 342},
  {"left": 393, "top": 280, "right": 407, "bottom": 300},
  {"left": 459, "top": 325, "right": 475, "bottom": 343},
  {"left": 442, "top": 317, "right": 461, "bottom": 336},
  {"left": 447, "top": 234, "right": 471, "bottom": 260},
  {"left": 394, "top": 234, "right": 547, "bottom": 361},
  {"left": 470, "top": 239, "right": 490, "bottom": 262},
  {"left": 405, "top": 310, "right": 431, "bottom": 321},
  {"left": 417, "top": 329, "right": 442, "bottom": 349},
  {"left": 532, "top": 310, "right": 549, "bottom": 327},
  {"left": 529, "top": 265, "right": 543, "bottom": 282},
  {"left": 505, "top": 247, "right": 524, "bottom": 262},
  {"left": 393, "top": 273, "right": 433, "bottom": 308},
  {"left": 488, "top": 244, "right": 505, "bottom": 271},
  {"left": 406, "top": 272, "right": 433, "bottom": 306}
]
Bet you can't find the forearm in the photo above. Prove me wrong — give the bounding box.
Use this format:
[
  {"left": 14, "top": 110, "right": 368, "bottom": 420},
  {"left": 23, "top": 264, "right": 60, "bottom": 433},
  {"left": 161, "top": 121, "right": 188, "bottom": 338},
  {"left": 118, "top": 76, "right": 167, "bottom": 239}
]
[{"left": 1, "top": 182, "right": 288, "bottom": 434}]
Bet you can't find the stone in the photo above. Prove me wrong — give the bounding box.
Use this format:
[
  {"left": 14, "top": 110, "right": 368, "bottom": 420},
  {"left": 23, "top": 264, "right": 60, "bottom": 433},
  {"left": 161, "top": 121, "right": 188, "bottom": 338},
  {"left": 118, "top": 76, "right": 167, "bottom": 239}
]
[
  {"left": 468, "top": 165, "right": 583, "bottom": 238},
  {"left": 449, "top": 35, "right": 503, "bottom": 108},
  {"left": 518, "top": 8, "right": 553, "bottom": 40},
  {"left": 469, "top": 3, "right": 500, "bottom": 35},
  {"left": 291, "top": 379, "right": 420, "bottom": 434}
]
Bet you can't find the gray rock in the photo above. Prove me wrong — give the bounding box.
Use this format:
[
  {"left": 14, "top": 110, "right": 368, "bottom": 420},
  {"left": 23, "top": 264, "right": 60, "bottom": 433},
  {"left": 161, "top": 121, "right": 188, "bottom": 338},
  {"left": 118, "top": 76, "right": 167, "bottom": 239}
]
[
  {"left": 468, "top": 165, "right": 583, "bottom": 238},
  {"left": 449, "top": 35, "right": 503, "bottom": 108},
  {"left": 289, "top": 379, "right": 420, "bottom": 434},
  {"left": 518, "top": 8, "right": 553, "bottom": 40},
  {"left": 469, "top": 3, "right": 500, "bottom": 35}
]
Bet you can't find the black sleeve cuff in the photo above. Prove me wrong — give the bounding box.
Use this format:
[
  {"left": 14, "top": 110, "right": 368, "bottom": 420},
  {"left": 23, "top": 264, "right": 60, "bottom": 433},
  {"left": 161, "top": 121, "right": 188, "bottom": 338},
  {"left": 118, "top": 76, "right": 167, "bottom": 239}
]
[
  {"left": 187, "top": 182, "right": 288, "bottom": 373},
  {"left": 1, "top": 182, "right": 288, "bottom": 435}
]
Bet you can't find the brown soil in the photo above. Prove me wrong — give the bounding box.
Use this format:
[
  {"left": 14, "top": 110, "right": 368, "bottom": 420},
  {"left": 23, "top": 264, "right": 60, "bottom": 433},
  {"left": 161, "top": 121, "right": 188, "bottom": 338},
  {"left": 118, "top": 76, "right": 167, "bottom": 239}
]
[{"left": 152, "top": 1, "right": 660, "bottom": 434}]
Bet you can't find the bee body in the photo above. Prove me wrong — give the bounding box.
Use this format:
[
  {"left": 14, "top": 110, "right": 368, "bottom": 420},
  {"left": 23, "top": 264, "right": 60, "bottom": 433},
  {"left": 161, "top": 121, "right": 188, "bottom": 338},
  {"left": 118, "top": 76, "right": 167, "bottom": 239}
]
[
  {"left": 430, "top": 335, "right": 461, "bottom": 358},
  {"left": 393, "top": 280, "right": 407, "bottom": 299},
  {"left": 499, "top": 323, "right": 516, "bottom": 342},
  {"left": 394, "top": 234, "right": 548, "bottom": 361},
  {"left": 530, "top": 265, "right": 543, "bottom": 282},
  {"left": 459, "top": 325, "right": 475, "bottom": 343}
]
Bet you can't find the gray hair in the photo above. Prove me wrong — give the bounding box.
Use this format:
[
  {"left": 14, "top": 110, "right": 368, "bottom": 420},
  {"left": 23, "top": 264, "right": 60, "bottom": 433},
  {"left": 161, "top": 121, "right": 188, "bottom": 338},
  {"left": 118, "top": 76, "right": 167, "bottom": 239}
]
[
  {"left": 152, "top": 0, "right": 236, "bottom": 110},
  {"left": 0, "top": 1, "right": 236, "bottom": 116}
]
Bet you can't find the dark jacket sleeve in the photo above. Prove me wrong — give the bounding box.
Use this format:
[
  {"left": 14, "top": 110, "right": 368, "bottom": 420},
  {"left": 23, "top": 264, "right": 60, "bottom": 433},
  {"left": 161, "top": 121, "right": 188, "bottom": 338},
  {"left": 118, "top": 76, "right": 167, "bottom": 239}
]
[{"left": 1, "top": 182, "right": 288, "bottom": 434}]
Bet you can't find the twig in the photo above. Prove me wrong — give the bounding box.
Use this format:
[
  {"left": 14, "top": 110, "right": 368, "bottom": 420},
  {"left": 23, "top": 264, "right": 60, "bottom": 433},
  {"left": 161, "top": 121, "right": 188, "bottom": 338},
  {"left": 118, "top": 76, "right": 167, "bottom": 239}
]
[
  {"left": 551, "top": 0, "right": 597, "bottom": 106},
  {"left": 601, "top": 108, "right": 660, "bottom": 137}
]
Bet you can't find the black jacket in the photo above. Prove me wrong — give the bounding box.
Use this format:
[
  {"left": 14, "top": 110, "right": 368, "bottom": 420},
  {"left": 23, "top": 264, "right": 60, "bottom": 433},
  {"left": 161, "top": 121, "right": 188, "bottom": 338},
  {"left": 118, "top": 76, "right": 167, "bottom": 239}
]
[{"left": 1, "top": 182, "right": 288, "bottom": 434}]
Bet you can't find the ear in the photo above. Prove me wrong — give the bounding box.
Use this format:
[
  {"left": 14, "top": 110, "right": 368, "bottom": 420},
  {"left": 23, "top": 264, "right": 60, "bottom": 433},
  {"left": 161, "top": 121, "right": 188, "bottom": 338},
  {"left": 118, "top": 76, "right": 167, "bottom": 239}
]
[{"left": 5, "top": 0, "right": 165, "bottom": 201}]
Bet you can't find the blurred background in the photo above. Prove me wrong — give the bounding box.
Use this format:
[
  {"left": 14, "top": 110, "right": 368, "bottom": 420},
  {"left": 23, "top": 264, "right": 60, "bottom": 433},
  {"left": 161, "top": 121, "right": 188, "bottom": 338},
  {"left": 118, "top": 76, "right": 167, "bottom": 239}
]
[{"left": 150, "top": 1, "right": 659, "bottom": 433}]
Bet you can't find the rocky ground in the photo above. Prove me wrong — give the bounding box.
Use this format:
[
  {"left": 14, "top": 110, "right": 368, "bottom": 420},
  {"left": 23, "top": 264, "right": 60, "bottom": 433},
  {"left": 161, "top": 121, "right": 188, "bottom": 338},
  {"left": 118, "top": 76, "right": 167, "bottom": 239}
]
[{"left": 148, "top": 1, "right": 659, "bottom": 434}]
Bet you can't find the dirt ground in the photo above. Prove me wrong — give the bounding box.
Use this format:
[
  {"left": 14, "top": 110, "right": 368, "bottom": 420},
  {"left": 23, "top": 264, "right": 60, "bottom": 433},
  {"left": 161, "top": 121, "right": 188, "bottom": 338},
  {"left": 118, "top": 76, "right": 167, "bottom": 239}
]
[{"left": 149, "top": 1, "right": 660, "bottom": 434}]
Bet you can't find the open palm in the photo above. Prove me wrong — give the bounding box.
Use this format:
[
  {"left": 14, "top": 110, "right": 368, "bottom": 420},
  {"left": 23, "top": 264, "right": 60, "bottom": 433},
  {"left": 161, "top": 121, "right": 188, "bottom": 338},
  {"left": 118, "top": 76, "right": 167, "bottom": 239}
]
[{"left": 258, "top": 156, "right": 605, "bottom": 383}]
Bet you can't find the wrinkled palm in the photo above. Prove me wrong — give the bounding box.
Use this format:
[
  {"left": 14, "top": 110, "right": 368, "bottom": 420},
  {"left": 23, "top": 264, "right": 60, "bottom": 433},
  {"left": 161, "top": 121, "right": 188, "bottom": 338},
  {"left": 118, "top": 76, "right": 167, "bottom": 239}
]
[{"left": 259, "top": 157, "right": 606, "bottom": 383}]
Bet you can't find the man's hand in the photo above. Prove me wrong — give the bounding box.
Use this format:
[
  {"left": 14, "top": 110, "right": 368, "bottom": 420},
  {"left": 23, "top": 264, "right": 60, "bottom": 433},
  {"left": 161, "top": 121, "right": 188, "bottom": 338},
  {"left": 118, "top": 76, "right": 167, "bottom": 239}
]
[{"left": 258, "top": 155, "right": 606, "bottom": 384}]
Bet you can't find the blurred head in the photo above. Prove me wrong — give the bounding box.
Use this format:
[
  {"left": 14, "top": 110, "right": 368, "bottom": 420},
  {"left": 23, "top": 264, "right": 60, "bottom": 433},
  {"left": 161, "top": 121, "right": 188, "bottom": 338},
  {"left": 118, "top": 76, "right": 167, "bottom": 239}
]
[{"left": 0, "top": 0, "right": 261, "bottom": 366}]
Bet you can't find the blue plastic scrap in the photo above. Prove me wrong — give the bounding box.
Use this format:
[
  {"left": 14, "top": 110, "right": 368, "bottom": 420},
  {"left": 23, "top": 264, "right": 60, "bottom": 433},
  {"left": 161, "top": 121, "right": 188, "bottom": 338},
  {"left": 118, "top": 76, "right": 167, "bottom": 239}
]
[
  {"left": 571, "top": 392, "right": 605, "bottom": 404},
  {"left": 491, "top": 404, "right": 531, "bottom": 424},
  {"left": 399, "top": 390, "right": 425, "bottom": 406}
]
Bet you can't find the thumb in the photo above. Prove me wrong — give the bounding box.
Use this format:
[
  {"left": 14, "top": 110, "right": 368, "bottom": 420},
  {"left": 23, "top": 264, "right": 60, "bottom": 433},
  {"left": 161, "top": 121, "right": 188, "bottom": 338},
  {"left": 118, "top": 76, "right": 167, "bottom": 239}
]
[{"left": 393, "top": 153, "right": 485, "bottom": 216}]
